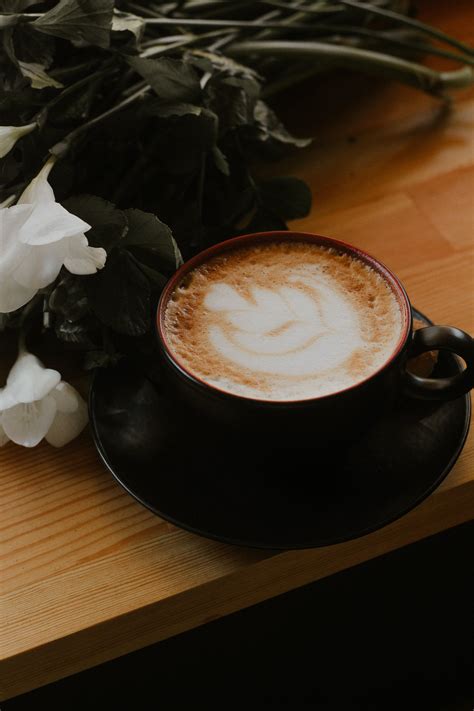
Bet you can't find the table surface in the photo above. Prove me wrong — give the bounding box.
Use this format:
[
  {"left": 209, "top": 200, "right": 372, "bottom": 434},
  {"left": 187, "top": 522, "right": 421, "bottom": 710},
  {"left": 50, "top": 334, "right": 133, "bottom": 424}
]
[{"left": 1, "top": 1, "right": 473, "bottom": 700}]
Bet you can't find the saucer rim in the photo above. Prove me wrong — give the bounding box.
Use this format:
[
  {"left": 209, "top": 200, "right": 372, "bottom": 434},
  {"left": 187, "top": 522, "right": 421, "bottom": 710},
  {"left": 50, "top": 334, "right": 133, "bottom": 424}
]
[{"left": 89, "top": 309, "right": 472, "bottom": 550}]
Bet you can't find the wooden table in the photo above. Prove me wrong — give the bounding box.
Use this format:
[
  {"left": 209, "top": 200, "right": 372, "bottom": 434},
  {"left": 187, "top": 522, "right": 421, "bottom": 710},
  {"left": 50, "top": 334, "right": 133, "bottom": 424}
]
[{"left": 1, "top": 2, "right": 473, "bottom": 701}]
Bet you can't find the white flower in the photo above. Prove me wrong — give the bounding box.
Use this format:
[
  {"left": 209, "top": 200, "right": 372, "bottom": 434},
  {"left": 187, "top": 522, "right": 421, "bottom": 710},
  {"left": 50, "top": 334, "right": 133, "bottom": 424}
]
[
  {"left": 0, "top": 123, "right": 37, "bottom": 158},
  {"left": 0, "top": 349, "right": 88, "bottom": 448},
  {"left": 0, "top": 158, "right": 107, "bottom": 314}
]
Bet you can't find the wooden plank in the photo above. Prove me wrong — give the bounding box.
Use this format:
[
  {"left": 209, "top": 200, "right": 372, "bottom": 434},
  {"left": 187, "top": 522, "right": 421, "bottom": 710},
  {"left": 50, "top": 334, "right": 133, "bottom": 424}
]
[
  {"left": 2, "top": 468, "right": 473, "bottom": 699},
  {"left": 408, "top": 167, "right": 474, "bottom": 250},
  {"left": 296, "top": 191, "right": 454, "bottom": 273}
]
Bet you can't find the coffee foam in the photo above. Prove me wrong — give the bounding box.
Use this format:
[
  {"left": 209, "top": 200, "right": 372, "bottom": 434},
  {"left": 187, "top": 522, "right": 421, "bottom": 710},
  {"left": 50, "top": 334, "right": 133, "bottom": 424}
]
[{"left": 163, "top": 241, "right": 404, "bottom": 401}]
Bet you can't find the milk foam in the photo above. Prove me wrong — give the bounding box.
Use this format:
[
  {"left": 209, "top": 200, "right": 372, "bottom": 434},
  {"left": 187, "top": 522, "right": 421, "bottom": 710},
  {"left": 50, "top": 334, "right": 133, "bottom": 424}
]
[{"left": 164, "top": 242, "right": 403, "bottom": 401}]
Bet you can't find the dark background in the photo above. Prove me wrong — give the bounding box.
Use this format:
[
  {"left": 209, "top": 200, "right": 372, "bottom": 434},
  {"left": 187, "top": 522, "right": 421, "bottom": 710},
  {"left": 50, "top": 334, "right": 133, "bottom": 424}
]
[{"left": 5, "top": 521, "right": 473, "bottom": 709}]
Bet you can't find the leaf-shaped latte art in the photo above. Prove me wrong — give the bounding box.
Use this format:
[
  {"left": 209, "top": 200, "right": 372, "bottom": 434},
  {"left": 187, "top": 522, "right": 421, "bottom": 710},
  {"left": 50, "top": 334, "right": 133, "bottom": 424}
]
[{"left": 204, "top": 273, "right": 363, "bottom": 377}]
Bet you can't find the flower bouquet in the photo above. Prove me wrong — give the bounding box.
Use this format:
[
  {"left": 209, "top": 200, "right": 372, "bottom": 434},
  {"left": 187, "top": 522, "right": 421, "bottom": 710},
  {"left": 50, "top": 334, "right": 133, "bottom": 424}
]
[{"left": 0, "top": 0, "right": 472, "bottom": 448}]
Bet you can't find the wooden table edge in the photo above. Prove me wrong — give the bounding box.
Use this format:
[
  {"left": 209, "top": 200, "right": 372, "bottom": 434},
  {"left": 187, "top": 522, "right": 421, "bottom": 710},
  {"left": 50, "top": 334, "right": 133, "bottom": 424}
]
[{"left": 2, "top": 476, "right": 473, "bottom": 700}]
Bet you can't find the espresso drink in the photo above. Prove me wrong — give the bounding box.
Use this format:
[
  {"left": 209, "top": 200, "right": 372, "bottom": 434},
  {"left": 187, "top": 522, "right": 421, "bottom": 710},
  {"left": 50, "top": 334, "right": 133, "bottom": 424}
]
[{"left": 163, "top": 241, "right": 403, "bottom": 401}]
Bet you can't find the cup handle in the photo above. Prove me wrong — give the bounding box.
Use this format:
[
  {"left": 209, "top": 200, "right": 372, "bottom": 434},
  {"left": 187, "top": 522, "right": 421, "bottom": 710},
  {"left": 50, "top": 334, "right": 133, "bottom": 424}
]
[{"left": 404, "top": 325, "right": 474, "bottom": 400}]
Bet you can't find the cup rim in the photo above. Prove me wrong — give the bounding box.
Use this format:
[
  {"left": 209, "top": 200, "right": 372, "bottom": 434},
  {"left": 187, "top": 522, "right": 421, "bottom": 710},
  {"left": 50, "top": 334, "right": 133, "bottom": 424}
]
[{"left": 156, "top": 231, "right": 412, "bottom": 405}]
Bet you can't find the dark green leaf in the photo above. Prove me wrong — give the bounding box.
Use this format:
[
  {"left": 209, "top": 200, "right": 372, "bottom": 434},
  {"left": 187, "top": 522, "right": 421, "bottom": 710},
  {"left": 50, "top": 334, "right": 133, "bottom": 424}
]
[
  {"left": 12, "top": 24, "right": 56, "bottom": 69},
  {"left": 48, "top": 76, "right": 102, "bottom": 124},
  {"left": 204, "top": 181, "right": 256, "bottom": 232},
  {"left": 62, "top": 195, "right": 128, "bottom": 251},
  {"left": 111, "top": 9, "right": 144, "bottom": 42},
  {"left": 258, "top": 177, "right": 312, "bottom": 220},
  {"left": 129, "top": 254, "right": 168, "bottom": 290},
  {"left": 55, "top": 318, "right": 94, "bottom": 346},
  {"left": 186, "top": 49, "right": 261, "bottom": 83},
  {"left": 83, "top": 349, "right": 122, "bottom": 370},
  {"left": 52, "top": 82, "right": 96, "bottom": 123},
  {"left": 253, "top": 100, "right": 311, "bottom": 148},
  {"left": 85, "top": 249, "right": 151, "bottom": 337},
  {"left": 18, "top": 60, "right": 63, "bottom": 89},
  {"left": 127, "top": 56, "right": 201, "bottom": 104},
  {"left": 141, "top": 109, "right": 218, "bottom": 176},
  {"left": 212, "top": 145, "right": 230, "bottom": 176},
  {"left": 242, "top": 207, "right": 288, "bottom": 234},
  {"left": 204, "top": 78, "right": 256, "bottom": 133},
  {"left": 122, "top": 208, "right": 182, "bottom": 271},
  {"left": 223, "top": 74, "right": 261, "bottom": 100},
  {"left": 2, "top": 24, "right": 61, "bottom": 89},
  {"left": 33, "top": 0, "right": 114, "bottom": 49},
  {"left": 49, "top": 272, "right": 89, "bottom": 321},
  {"left": 180, "top": 108, "right": 218, "bottom": 152}
]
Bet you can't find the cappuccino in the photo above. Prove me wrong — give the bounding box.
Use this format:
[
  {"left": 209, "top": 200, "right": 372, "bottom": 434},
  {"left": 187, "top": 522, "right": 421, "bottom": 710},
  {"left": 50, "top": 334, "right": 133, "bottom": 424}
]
[{"left": 163, "top": 241, "right": 403, "bottom": 401}]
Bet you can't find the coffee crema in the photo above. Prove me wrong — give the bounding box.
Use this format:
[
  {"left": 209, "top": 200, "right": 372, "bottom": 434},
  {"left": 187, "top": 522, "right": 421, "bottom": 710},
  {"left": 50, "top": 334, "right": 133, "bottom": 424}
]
[{"left": 163, "top": 241, "right": 404, "bottom": 401}]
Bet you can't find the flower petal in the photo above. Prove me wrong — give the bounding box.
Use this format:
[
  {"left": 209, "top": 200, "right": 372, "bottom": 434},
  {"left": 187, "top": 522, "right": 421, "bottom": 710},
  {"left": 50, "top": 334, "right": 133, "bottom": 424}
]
[
  {"left": 19, "top": 201, "right": 91, "bottom": 246},
  {"left": 0, "top": 416, "right": 10, "bottom": 447},
  {"left": 2, "top": 396, "right": 57, "bottom": 447},
  {"left": 0, "top": 271, "right": 37, "bottom": 314},
  {"left": 12, "top": 239, "right": 68, "bottom": 289},
  {"left": 0, "top": 123, "right": 36, "bottom": 159},
  {"left": 51, "top": 381, "right": 80, "bottom": 413},
  {"left": 0, "top": 351, "right": 60, "bottom": 409},
  {"left": 46, "top": 386, "right": 88, "bottom": 447},
  {"left": 18, "top": 158, "right": 56, "bottom": 205},
  {"left": 64, "top": 234, "right": 107, "bottom": 275},
  {"left": 0, "top": 204, "right": 34, "bottom": 274},
  {"left": 0, "top": 195, "right": 17, "bottom": 208}
]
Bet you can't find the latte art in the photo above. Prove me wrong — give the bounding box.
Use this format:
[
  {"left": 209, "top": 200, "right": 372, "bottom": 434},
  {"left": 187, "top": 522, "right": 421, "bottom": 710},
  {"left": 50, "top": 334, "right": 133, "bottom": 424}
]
[
  {"left": 164, "top": 241, "right": 403, "bottom": 401},
  {"left": 204, "top": 277, "right": 361, "bottom": 376}
]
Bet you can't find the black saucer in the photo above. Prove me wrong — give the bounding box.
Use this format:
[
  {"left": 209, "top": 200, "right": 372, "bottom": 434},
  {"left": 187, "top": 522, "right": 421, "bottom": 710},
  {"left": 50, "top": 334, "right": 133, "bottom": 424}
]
[{"left": 89, "top": 310, "right": 471, "bottom": 549}]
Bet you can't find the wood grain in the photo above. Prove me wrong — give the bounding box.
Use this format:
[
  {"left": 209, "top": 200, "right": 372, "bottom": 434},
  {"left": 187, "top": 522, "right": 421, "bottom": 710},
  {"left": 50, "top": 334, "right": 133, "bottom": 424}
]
[{"left": 1, "top": 1, "right": 473, "bottom": 700}]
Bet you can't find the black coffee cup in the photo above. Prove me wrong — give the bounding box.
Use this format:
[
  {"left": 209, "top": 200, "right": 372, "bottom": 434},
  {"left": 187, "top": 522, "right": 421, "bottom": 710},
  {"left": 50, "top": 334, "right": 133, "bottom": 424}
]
[{"left": 156, "top": 232, "right": 474, "bottom": 440}]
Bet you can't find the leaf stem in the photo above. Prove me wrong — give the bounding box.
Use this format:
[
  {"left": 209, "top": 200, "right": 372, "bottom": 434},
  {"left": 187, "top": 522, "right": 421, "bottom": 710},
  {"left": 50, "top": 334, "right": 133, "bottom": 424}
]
[
  {"left": 127, "top": 2, "right": 165, "bottom": 19},
  {"left": 18, "top": 330, "right": 26, "bottom": 353},
  {"left": 259, "top": 1, "right": 345, "bottom": 14},
  {"left": 297, "top": 25, "right": 474, "bottom": 66},
  {"left": 228, "top": 39, "right": 474, "bottom": 94},
  {"left": 339, "top": 0, "right": 474, "bottom": 57},
  {"left": 143, "top": 17, "right": 315, "bottom": 30},
  {"left": 139, "top": 28, "right": 232, "bottom": 58}
]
